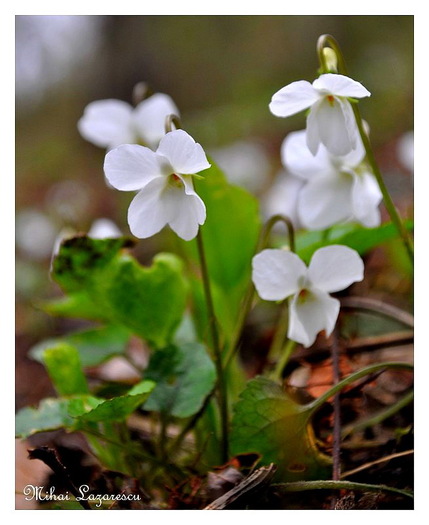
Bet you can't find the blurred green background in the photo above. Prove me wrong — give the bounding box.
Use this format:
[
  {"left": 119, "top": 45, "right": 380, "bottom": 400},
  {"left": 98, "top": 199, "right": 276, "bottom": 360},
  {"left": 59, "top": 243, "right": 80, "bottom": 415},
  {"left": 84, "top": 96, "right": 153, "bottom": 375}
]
[{"left": 15, "top": 15, "right": 413, "bottom": 406}]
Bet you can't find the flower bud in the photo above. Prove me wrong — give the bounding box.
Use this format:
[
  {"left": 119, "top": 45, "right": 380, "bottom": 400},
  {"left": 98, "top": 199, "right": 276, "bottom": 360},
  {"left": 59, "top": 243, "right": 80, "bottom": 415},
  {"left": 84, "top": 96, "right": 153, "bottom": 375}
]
[{"left": 322, "top": 47, "right": 338, "bottom": 73}]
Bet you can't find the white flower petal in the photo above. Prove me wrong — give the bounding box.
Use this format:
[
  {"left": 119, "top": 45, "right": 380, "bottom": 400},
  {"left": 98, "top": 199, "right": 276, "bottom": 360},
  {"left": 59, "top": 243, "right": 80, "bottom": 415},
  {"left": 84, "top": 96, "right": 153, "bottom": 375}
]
[
  {"left": 315, "top": 97, "right": 357, "bottom": 156},
  {"left": 262, "top": 171, "right": 304, "bottom": 229},
  {"left": 313, "top": 73, "right": 371, "bottom": 99},
  {"left": 281, "top": 130, "right": 333, "bottom": 180},
  {"left": 352, "top": 172, "right": 382, "bottom": 227},
  {"left": 167, "top": 190, "right": 206, "bottom": 241},
  {"left": 288, "top": 289, "right": 340, "bottom": 347},
  {"left": 104, "top": 144, "right": 165, "bottom": 191},
  {"left": 307, "top": 245, "right": 364, "bottom": 293},
  {"left": 269, "top": 80, "right": 320, "bottom": 118},
  {"left": 127, "top": 177, "right": 169, "bottom": 238},
  {"left": 298, "top": 173, "right": 354, "bottom": 230},
  {"left": 252, "top": 249, "right": 307, "bottom": 301},
  {"left": 157, "top": 130, "right": 211, "bottom": 174},
  {"left": 306, "top": 100, "right": 322, "bottom": 155},
  {"left": 77, "top": 99, "right": 135, "bottom": 148},
  {"left": 341, "top": 132, "right": 366, "bottom": 168},
  {"left": 133, "top": 93, "right": 180, "bottom": 149}
]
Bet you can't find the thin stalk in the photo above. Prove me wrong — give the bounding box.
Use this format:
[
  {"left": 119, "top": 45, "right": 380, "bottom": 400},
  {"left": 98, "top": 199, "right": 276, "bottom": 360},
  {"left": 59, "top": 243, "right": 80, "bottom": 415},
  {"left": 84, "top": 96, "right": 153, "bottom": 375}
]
[
  {"left": 270, "top": 338, "right": 297, "bottom": 381},
  {"left": 340, "top": 296, "right": 414, "bottom": 328},
  {"left": 352, "top": 105, "right": 414, "bottom": 263},
  {"left": 341, "top": 389, "right": 414, "bottom": 439},
  {"left": 272, "top": 480, "right": 413, "bottom": 500},
  {"left": 331, "top": 330, "right": 342, "bottom": 483},
  {"left": 341, "top": 449, "right": 414, "bottom": 480},
  {"left": 223, "top": 213, "right": 295, "bottom": 368},
  {"left": 196, "top": 229, "right": 229, "bottom": 462},
  {"left": 267, "top": 299, "right": 290, "bottom": 362},
  {"left": 317, "top": 33, "right": 413, "bottom": 264},
  {"left": 307, "top": 361, "right": 413, "bottom": 413}
]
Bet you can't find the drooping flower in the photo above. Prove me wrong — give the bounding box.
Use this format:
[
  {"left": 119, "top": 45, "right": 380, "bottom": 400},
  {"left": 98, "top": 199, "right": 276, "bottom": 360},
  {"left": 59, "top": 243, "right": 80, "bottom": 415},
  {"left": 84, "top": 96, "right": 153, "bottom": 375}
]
[
  {"left": 261, "top": 169, "right": 304, "bottom": 230},
  {"left": 78, "top": 93, "right": 179, "bottom": 150},
  {"left": 281, "top": 130, "right": 382, "bottom": 229},
  {"left": 103, "top": 129, "right": 210, "bottom": 241},
  {"left": 252, "top": 245, "right": 364, "bottom": 347},
  {"left": 269, "top": 73, "right": 370, "bottom": 156}
]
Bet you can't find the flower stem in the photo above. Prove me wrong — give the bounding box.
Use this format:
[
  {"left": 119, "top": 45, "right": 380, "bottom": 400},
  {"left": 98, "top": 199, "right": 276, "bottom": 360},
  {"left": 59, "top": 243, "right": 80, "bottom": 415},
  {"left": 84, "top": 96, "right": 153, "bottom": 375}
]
[
  {"left": 270, "top": 338, "right": 296, "bottom": 381},
  {"left": 223, "top": 214, "right": 295, "bottom": 369},
  {"left": 317, "top": 33, "right": 413, "bottom": 264},
  {"left": 352, "top": 105, "right": 414, "bottom": 263},
  {"left": 307, "top": 361, "right": 413, "bottom": 413},
  {"left": 196, "top": 229, "right": 229, "bottom": 462}
]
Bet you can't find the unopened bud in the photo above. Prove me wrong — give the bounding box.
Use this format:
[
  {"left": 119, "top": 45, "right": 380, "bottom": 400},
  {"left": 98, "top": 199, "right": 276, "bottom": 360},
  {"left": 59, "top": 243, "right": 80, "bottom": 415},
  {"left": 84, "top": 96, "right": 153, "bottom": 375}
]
[{"left": 322, "top": 47, "right": 338, "bottom": 73}]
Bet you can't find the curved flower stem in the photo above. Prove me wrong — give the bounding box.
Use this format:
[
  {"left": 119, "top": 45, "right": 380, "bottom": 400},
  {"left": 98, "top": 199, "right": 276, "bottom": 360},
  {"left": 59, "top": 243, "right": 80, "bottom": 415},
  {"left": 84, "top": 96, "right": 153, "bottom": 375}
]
[
  {"left": 307, "top": 361, "right": 413, "bottom": 413},
  {"left": 165, "top": 113, "right": 182, "bottom": 133},
  {"left": 223, "top": 214, "right": 296, "bottom": 369},
  {"left": 196, "top": 229, "right": 229, "bottom": 462},
  {"left": 317, "top": 34, "right": 413, "bottom": 264},
  {"left": 270, "top": 338, "right": 296, "bottom": 381}
]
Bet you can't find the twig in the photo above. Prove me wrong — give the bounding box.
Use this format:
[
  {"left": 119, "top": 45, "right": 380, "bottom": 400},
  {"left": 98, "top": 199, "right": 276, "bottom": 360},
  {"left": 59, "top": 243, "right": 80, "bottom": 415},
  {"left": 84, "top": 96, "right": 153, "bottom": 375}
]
[
  {"left": 340, "top": 450, "right": 414, "bottom": 479},
  {"left": 331, "top": 330, "right": 342, "bottom": 482},
  {"left": 28, "top": 446, "right": 91, "bottom": 510},
  {"left": 340, "top": 297, "right": 414, "bottom": 328},
  {"left": 330, "top": 329, "right": 342, "bottom": 509},
  {"left": 204, "top": 464, "right": 277, "bottom": 509}
]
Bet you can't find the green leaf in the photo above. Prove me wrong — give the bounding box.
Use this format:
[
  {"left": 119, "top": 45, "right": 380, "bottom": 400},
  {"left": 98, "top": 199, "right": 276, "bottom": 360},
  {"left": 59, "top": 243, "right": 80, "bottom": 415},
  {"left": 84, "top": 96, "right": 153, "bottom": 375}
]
[
  {"left": 30, "top": 325, "right": 132, "bottom": 367},
  {"left": 193, "top": 161, "right": 261, "bottom": 290},
  {"left": 40, "top": 292, "right": 111, "bottom": 322},
  {"left": 51, "top": 236, "right": 188, "bottom": 348},
  {"left": 295, "top": 220, "right": 414, "bottom": 264},
  {"left": 15, "top": 398, "right": 76, "bottom": 438},
  {"left": 69, "top": 380, "right": 155, "bottom": 423},
  {"left": 15, "top": 381, "right": 155, "bottom": 438},
  {"left": 230, "top": 377, "right": 331, "bottom": 481},
  {"left": 42, "top": 344, "right": 89, "bottom": 396},
  {"left": 144, "top": 343, "right": 216, "bottom": 418}
]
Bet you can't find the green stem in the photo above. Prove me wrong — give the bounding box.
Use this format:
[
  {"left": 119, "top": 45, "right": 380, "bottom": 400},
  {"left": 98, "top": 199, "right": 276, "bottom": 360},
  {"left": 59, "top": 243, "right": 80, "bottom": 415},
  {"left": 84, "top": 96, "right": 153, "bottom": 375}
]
[
  {"left": 196, "top": 229, "right": 229, "bottom": 462},
  {"left": 342, "top": 389, "right": 414, "bottom": 438},
  {"left": 307, "top": 361, "right": 413, "bottom": 413},
  {"left": 317, "top": 33, "right": 413, "bottom": 264},
  {"left": 267, "top": 300, "right": 290, "bottom": 363},
  {"left": 352, "top": 105, "right": 414, "bottom": 263},
  {"left": 223, "top": 214, "right": 295, "bottom": 369},
  {"left": 270, "top": 338, "right": 296, "bottom": 381},
  {"left": 272, "top": 480, "right": 413, "bottom": 500}
]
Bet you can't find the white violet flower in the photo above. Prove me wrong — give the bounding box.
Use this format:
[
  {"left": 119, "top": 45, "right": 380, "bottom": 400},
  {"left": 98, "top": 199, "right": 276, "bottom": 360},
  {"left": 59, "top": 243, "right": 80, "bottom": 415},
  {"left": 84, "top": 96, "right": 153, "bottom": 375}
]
[
  {"left": 269, "top": 73, "right": 370, "bottom": 156},
  {"left": 282, "top": 130, "right": 382, "bottom": 229},
  {"left": 78, "top": 93, "right": 179, "bottom": 150},
  {"left": 252, "top": 245, "right": 364, "bottom": 347},
  {"left": 103, "top": 129, "right": 210, "bottom": 241}
]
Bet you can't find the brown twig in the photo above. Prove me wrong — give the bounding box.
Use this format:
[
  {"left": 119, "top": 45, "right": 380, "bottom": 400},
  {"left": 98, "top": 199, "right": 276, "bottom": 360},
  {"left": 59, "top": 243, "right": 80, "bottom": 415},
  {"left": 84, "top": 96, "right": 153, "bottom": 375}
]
[
  {"left": 330, "top": 330, "right": 342, "bottom": 508},
  {"left": 28, "top": 446, "right": 92, "bottom": 509},
  {"left": 340, "top": 450, "right": 414, "bottom": 479},
  {"left": 340, "top": 297, "right": 414, "bottom": 328}
]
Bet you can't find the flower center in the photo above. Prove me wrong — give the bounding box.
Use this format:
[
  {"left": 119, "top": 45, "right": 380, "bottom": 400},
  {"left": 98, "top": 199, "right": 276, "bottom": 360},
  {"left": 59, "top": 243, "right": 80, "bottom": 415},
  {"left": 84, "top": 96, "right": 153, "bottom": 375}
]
[
  {"left": 326, "top": 94, "right": 335, "bottom": 106},
  {"left": 297, "top": 288, "right": 309, "bottom": 303},
  {"left": 168, "top": 173, "right": 183, "bottom": 188}
]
